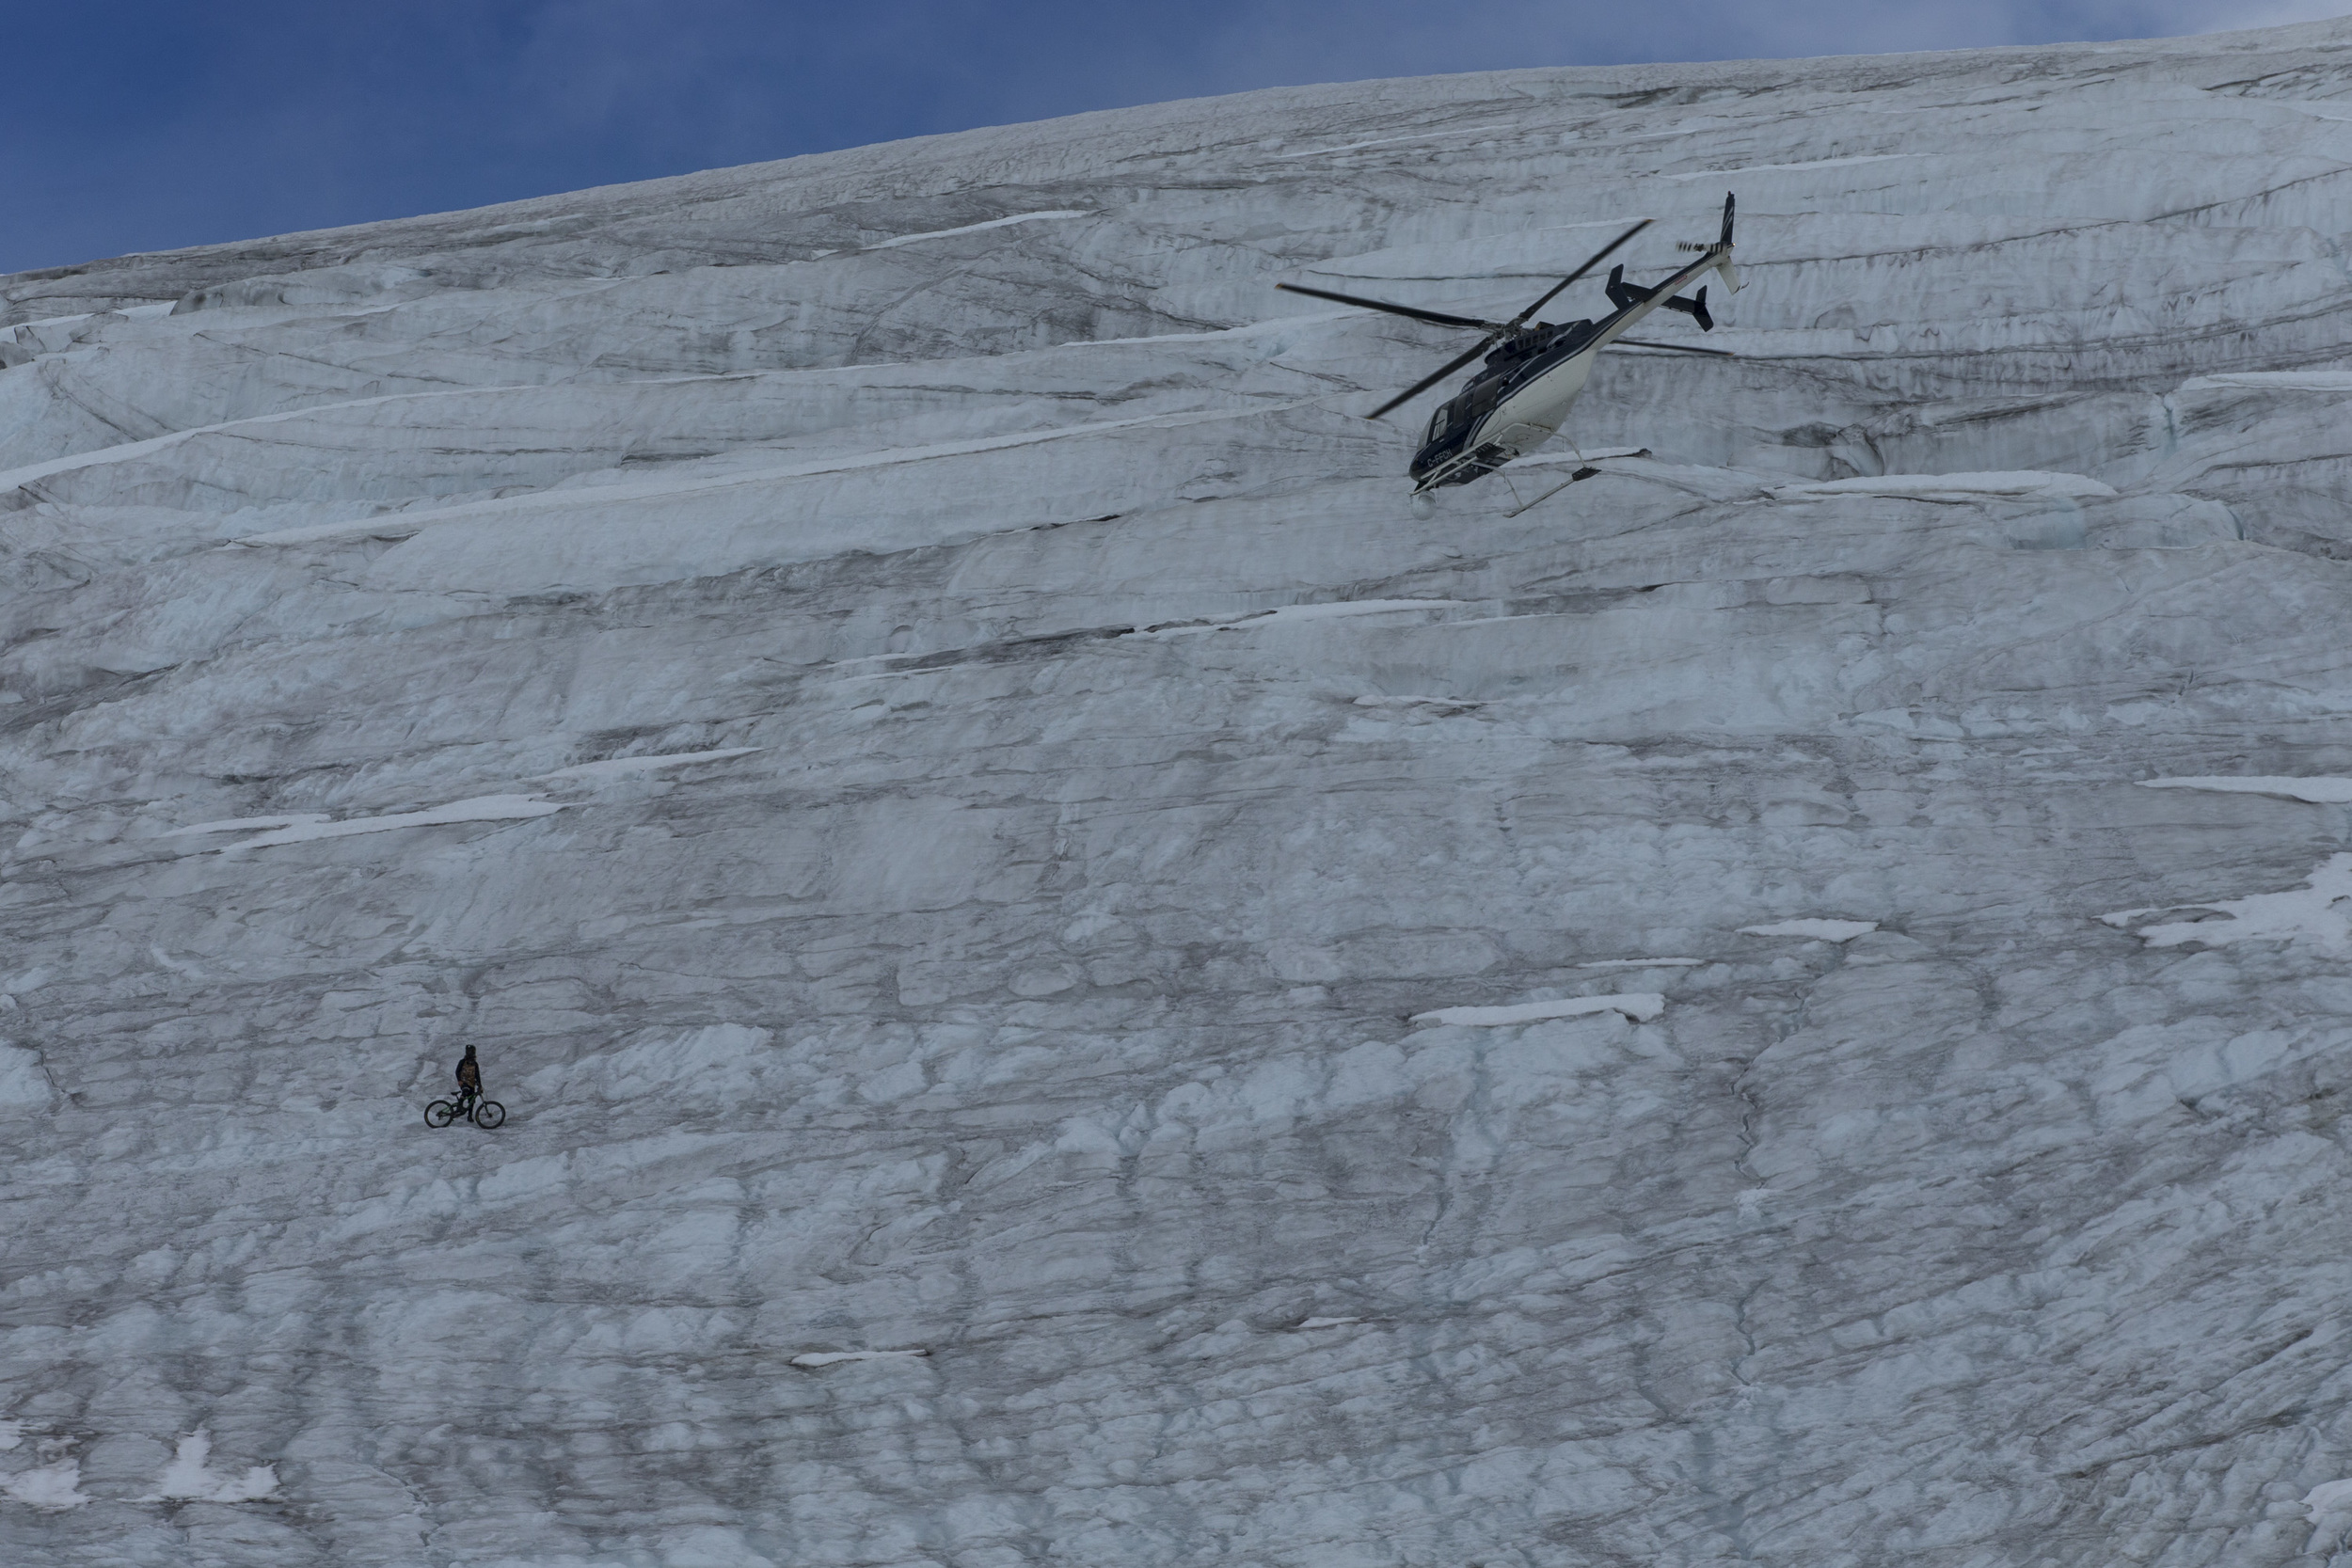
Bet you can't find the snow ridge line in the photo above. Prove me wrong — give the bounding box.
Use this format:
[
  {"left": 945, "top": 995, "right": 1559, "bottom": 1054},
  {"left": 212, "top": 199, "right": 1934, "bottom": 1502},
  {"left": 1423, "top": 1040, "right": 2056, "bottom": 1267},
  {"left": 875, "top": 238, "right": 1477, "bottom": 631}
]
[
  {"left": 159, "top": 751, "right": 760, "bottom": 852},
  {"left": 818, "top": 210, "right": 1089, "bottom": 255},
  {"left": 1411, "top": 993, "right": 1665, "bottom": 1027},
  {"left": 230, "top": 400, "right": 1316, "bottom": 549},
  {"left": 0, "top": 373, "right": 757, "bottom": 498}
]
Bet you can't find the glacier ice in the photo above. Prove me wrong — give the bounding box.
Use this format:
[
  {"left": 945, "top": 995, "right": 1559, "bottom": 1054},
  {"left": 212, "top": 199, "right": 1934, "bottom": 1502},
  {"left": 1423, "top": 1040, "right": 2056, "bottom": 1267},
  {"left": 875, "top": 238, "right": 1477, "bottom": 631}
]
[
  {"left": 2104, "top": 853, "right": 2352, "bottom": 950},
  {"left": 2140, "top": 774, "right": 2352, "bottom": 803},
  {"left": 145, "top": 1428, "right": 278, "bottom": 1504},
  {"left": 1737, "top": 918, "right": 1880, "bottom": 942},
  {"left": 9, "top": 15, "right": 2352, "bottom": 1567},
  {"left": 2, "top": 1459, "right": 87, "bottom": 1512},
  {"left": 1410, "top": 992, "right": 1667, "bottom": 1025}
]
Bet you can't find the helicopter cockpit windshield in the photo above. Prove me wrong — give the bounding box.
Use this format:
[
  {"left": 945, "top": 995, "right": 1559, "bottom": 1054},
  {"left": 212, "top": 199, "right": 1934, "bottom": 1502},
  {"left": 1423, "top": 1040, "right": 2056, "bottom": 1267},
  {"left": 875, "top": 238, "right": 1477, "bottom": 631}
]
[{"left": 1424, "top": 376, "right": 1502, "bottom": 451}]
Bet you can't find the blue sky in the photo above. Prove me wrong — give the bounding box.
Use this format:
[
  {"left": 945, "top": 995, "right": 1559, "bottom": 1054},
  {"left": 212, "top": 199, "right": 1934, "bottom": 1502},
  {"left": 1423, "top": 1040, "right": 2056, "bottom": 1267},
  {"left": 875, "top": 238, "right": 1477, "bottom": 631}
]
[{"left": 0, "top": 0, "right": 2334, "bottom": 274}]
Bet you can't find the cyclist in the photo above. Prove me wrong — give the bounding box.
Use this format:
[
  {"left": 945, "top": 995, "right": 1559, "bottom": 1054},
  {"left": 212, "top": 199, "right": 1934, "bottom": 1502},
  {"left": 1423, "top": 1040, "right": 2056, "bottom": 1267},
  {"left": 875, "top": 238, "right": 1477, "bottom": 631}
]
[{"left": 453, "top": 1045, "right": 482, "bottom": 1116}]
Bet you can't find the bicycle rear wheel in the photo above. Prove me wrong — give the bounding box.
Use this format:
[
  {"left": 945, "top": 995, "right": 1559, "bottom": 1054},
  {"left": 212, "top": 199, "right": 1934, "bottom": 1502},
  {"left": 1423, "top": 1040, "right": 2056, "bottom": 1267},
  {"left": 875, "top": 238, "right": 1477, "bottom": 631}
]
[
  {"left": 471, "top": 1100, "right": 506, "bottom": 1129},
  {"left": 424, "top": 1101, "right": 456, "bottom": 1129}
]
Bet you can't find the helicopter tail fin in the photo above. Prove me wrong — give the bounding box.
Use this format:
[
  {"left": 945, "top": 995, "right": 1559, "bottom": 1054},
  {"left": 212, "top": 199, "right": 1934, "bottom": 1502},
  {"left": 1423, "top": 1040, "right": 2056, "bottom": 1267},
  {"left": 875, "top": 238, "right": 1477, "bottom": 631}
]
[
  {"left": 1677, "top": 194, "right": 1741, "bottom": 293},
  {"left": 1664, "top": 286, "right": 1713, "bottom": 331},
  {"left": 1613, "top": 263, "right": 1717, "bottom": 329},
  {"left": 1713, "top": 193, "right": 1740, "bottom": 293}
]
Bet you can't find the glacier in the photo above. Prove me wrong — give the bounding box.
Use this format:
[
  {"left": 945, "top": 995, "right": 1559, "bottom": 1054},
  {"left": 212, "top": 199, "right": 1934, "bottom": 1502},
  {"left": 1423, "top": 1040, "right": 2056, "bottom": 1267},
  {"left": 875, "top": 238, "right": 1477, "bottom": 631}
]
[{"left": 8, "top": 16, "right": 2352, "bottom": 1567}]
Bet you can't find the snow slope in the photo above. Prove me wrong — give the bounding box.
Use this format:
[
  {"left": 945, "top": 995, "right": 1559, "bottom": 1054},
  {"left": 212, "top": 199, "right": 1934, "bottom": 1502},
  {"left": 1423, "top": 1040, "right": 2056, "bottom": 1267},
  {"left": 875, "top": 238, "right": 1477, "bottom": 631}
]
[{"left": 9, "top": 17, "right": 2352, "bottom": 1567}]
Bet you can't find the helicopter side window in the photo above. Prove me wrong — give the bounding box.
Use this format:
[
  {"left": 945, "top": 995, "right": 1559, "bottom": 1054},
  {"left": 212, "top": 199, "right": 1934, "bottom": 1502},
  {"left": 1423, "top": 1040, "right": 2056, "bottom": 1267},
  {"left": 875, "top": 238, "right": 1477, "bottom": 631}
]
[{"left": 1425, "top": 404, "right": 1451, "bottom": 445}]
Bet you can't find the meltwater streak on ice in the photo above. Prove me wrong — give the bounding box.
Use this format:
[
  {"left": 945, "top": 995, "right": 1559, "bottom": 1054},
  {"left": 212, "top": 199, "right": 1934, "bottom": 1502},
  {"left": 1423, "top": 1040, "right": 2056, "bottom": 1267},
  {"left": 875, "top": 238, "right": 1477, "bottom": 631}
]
[
  {"left": 12, "top": 18, "right": 2352, "bottom": 1568},
  {"left": 2137, "top": 775, "right": 2352, "bottom": 804}
]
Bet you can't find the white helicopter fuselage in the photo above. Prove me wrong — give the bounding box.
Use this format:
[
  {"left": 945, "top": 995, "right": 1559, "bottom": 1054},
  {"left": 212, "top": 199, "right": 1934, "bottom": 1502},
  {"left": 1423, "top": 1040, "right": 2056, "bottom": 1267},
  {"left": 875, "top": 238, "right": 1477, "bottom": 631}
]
[
  {"left": 1409, "top": 241, "right": 1739, "bottom": 493},
  {"left": 1472, "top": 348, "right": 1598, "bottom": 453}
]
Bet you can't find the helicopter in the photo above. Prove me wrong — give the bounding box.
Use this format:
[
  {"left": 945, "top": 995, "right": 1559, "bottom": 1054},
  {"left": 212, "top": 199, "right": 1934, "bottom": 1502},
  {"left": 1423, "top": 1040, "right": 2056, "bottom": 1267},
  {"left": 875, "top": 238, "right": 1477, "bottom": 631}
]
[{"left": 1278, "top": 194, "right": 1740, "bottom": 510}]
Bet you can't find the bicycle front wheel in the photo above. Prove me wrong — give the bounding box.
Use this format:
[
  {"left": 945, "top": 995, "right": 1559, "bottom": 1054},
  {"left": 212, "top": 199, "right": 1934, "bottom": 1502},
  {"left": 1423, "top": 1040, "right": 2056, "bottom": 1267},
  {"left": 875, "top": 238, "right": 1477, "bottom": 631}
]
[
  {"left": 471, "top": 1100, "right": 506, "bottom": 1130},
  {"left": 424, "top": 1101, "right": 456, "bottom": 1129}
]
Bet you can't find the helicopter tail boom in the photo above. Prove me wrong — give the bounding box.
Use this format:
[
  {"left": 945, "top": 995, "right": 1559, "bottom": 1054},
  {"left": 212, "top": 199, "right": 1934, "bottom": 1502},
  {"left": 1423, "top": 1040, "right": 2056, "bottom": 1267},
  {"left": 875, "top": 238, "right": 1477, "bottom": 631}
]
[{"left": 1605, "top": 266, "right": 1715, "bottom": 330}]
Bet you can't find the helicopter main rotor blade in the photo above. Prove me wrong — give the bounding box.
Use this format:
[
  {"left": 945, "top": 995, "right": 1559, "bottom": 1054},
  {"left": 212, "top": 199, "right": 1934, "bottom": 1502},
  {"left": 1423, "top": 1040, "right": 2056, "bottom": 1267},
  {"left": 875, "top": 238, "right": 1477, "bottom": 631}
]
[
  {"left": 1506, "top": 218, "right": 1652, "bottom": 330},
  {"left": 1275, "top": 281, "right": 1506, "bottom": 333},
  {"left": 1616, "top": 337, "right": 1737, "bottom": 357},
  {"left": 1345, "top": 218, "right": 1676, "bottom": 420},
  {"left": 1367, "top": 333, "right": 1504, "bottom": 420}
]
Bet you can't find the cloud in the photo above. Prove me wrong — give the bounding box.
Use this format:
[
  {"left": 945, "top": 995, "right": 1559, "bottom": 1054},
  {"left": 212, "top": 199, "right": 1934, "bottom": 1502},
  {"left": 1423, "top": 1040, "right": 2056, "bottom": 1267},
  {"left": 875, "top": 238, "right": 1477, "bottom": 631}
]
[{"left": 2179, "top": 0, "right": 2350, "bottom": 28}]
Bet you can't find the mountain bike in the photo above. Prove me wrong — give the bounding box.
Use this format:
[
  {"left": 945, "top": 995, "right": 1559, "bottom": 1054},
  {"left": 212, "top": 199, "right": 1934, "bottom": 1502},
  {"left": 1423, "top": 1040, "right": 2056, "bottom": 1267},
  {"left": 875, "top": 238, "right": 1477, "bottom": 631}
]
[{"left": 424, "top": 1092, "right": 505, "bottom": 1129}]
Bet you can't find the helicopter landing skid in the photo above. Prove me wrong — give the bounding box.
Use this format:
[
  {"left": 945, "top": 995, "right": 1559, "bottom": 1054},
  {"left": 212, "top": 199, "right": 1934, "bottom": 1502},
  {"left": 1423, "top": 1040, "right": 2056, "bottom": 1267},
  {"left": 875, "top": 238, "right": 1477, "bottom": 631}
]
[
  {"left": 1500, "top": 468, "right": 1597, "bottom": 518},
  {"left": 1498, "top": 448, "right": 1650, "bottom": 518}
]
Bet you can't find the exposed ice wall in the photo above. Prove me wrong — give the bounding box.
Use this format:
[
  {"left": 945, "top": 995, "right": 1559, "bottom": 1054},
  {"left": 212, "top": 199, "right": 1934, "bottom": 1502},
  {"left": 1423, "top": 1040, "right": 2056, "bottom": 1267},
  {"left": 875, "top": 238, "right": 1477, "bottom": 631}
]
[{"left": 8, "top": 17, "right": 2352, "bottom": 1568}]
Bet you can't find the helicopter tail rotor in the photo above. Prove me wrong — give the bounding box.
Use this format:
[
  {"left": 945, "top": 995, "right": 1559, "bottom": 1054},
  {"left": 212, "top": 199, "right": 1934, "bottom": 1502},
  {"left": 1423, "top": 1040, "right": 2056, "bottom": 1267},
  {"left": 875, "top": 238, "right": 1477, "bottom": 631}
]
[{"left": 1677, "top": 193, "right": 1740, "bottom": 293}]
